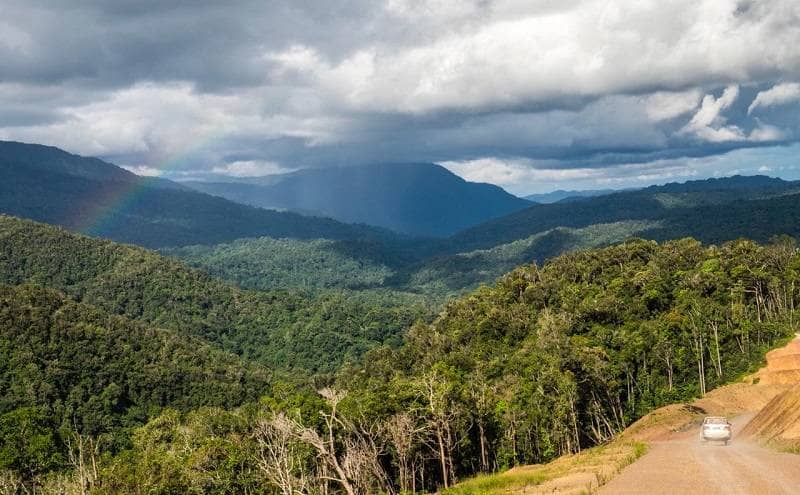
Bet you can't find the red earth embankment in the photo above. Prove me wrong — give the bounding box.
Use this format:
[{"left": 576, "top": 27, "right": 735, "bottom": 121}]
[
  {"left": 740, "top": 335, "right": 800, "bottom": 451},
  {"left": 755, "top": 336, "right": 800, "bottom": 385},
  {"left": 740, "top": 384, "right": 800, "bottom": 451}
]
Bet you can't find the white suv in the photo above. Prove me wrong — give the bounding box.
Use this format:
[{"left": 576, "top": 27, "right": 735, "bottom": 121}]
[{"left": 701, "top": 416, "right": 732, "bottom": 445}]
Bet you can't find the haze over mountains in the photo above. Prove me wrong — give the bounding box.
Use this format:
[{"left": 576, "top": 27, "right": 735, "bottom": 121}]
[
  {"left": 0, "top": 141, "right": 396, "bottom": 248},
  {"left": 4, "top": 140, "right": 800, "bottom": 299},
  {"left": 183, "top": 162, "right": 532, "bottom": 237},
  {"left": 523, "top": 188, "right": 620, "bottom": 203}
]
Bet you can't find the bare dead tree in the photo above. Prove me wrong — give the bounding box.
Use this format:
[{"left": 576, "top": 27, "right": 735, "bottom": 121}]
[
  {"left": 65, "top": 429, "right": 99, "bottom": 495},
  {"left": 341, "top": 427, "right": 395, "bottom": 495},
  {"left": 709, "top": 319, "right": 723, "bottom": 378},
  {"left": 362, "top": 419, "right": 398, "bottom": 495},
  {"left": 468, "top": 378, "right": 493, "bottom": 473},
  {"left": 656, "top": 341, "right": 674, "bottom": 391},
  {"left": 688, "top": 308, "right": 707, "bottom": 396},
  {"left": 294, "top": 388, "right": 357, "bottom": 495},
  {"left": 420, "top": 371, "right": 459, "bottom": 490},
  {"left": 0, "top": 470, "right": 23, "bottom": 495},
  {"left": 385, "top": 412, "right": 428, "bottom": 493},
  {"left": 277, "top": 388, "right": 393, "bottom": 495},
  {"left": 253, "top": 413, "right": 314, "bottom": 495}
]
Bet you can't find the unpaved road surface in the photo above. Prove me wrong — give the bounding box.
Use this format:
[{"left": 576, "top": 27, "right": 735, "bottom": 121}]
[{"left": 600, "top": 415, "right": 800, "bottom": 494}]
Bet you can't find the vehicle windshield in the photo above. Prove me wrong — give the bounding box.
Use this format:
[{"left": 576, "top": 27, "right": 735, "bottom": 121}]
[{"left": 704, "top": 417, "right": 728, "bottom": 424}]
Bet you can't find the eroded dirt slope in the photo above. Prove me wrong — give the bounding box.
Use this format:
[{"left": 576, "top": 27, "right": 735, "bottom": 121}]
[{"left": 740, "top": 383, "right": 800, "bottom": 451}]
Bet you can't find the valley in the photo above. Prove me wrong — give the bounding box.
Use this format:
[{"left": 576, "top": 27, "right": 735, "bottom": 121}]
[
  {"left": 2, "top": 141, "right": 800, "bottom": 494},
  {"left": 4, "top": 3, "right": 800, "bottom": 494}
]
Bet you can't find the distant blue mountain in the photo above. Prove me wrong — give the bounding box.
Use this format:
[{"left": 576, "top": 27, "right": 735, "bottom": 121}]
[
  {"left": 183, "top": 163, "right": 532, "bottom": 237},
  {"left": 524, "top": 188, "right": 619, "bottom": 203},
  {"left": 639, "top": 174, "right": 790, "bottom": 192},
  {"left": 0, "top": 140, "right": 395, "bottom": 248},
  {"left": 448, "top": 175, "right": 800, "bottom": 253}
]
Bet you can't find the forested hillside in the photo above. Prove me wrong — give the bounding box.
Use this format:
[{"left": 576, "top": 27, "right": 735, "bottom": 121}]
[
  {"left": 4, "top": 235, "right": 795, "bottom": 494},
  {"left": 447, "top": 176, "right": 800, "bottom": 253},
  {"left": 524, "top": 188, "right": 618, "bottom": 203},
  {"left": 320, "top": 237, "right": 796, "bottom": 492},
  {"left": 0, "top": 215, "right": 430, "bottom": 373},
  {"left": 163, "top": 237, "right": 411, "bottom": 291},
  {"left": 0, "top": 283, "right": 272, "bottom": 462},
  {"left": 0, "top": 140, "right": 398, "bottom": 248},
  {"left": 163, "top": 221, "right": 657, "bottom": 300},
  {"left": 166, "top": 176, "right": 800, "bottom": 302},
  {"left": 0, "top": 215, "right": 436, "bottom": 493}
]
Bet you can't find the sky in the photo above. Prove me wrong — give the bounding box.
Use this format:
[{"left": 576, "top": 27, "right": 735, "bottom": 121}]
[{"left": 1, "top": 0, "right": 799, "bottom": 195}]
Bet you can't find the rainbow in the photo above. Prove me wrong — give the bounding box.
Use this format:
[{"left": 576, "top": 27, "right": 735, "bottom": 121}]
[{"left": 73, "top": 140, "right": 219, "bottom": 236}]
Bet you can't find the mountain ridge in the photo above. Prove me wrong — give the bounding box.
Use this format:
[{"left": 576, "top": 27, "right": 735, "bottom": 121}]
[
  {"left": 524, "top": 188, "right": 619, "bottom": 203},
  {"left": 182, "top": 162, "right": 532, "bottom": 236},
  {"left": 446, "top": 174, "right": 800, "bottom": 253},
  {"left": 0, "top": 140, "right": 401, "bottom": 248}
]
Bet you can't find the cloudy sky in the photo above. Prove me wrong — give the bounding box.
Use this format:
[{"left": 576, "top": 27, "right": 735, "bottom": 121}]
[{"left": 1, "top": 0, "right": 800, "bottom": 194}]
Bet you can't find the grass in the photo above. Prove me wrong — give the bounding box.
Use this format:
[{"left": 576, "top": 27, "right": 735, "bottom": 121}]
[{"left": 442, "top": 441, "right": 648, "bottom": 495}]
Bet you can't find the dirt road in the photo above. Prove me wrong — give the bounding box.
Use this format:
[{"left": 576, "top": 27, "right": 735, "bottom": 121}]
[{"left": 599, "top": 415, "right": 800, "bottom": 494}]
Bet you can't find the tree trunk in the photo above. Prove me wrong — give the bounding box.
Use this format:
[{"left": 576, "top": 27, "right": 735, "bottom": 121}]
[
  {"left": 436, "top": 426, "right": 449, "bottom": 489},
  {"left": 698, "top": 338, "right": 706, "bottom": 396},
  {"left": 478, "top": 422, "right": 488, "bottom": 472},
  {"left": 714, "top": 321, "right": 723, "bottom": 377},
  {"left": 570, "top": 398, "right": 581, "bottom": 454},
  {"left": 445, "top": 423, "right": 456, "bottom": 487},
  {"left": 666, "top": 354, "right": 673, "bottom": 391}
]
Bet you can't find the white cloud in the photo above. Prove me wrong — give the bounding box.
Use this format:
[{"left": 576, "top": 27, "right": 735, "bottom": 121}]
[
  {"left": 121, "top": 165, "right": 163, "bottom": 177},
  {"left": 748, "top": 82, "right": 800, "bottom": 114},
  {"left": 680, "top": 85, "right": 745, "bottom": 142},
  {"left": 749, "top": 120, "right": 787, "bottom": 142},
  {"left": 443, "top": 143, "right": 800, "bottom": 194},
  {"left": 2, "top": 0, "right": 800, "bottom": 192},
  {"left": 440, "top": 157, "right": 701, "bottom": 195},
  {"left": 271, "top": 0, "right": 800, "bottom": 113},
  {"left": 644, "top": 90, "right": 702, "bottom": 122},
  {"left": 0, "top": 82, "right": 348, "bottom": 170},
  {"left": 211, "top": 160, "right": 294, "bottom": 177}
]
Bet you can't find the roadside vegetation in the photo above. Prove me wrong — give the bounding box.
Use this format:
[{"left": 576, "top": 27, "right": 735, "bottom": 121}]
[{"left": 442, "top": 441, "right": 647, "bottom": 495}]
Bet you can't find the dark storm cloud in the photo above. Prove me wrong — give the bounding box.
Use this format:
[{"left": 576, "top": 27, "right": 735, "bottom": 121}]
[
  {"left": 2, "top": 0, "right": 800, "bottom": 192},
  {"left": 0, "top": 0, "right": 407, "bottom": 89}
]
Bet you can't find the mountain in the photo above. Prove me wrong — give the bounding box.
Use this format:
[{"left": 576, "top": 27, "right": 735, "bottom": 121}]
[
  {"left": 524, "top": 188, "right": 619, "bottom": 203},
  {"left": 182, "top": 163, "right": 532, "bottom": 236},
  {"left": 165, "top": 175, "right": 800, "bottom": 300},
  {"left": 0, "top": 215, "right": 430, "bottom": 374},
  {"left": 0, "top": 140, "right": 397, "bottom": 248},
  {"left": 447, "top": 175, "right": 800, "bottom": 253},
  {"left": 640, "top": 174, "right": 791, "bottom": 193}
]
